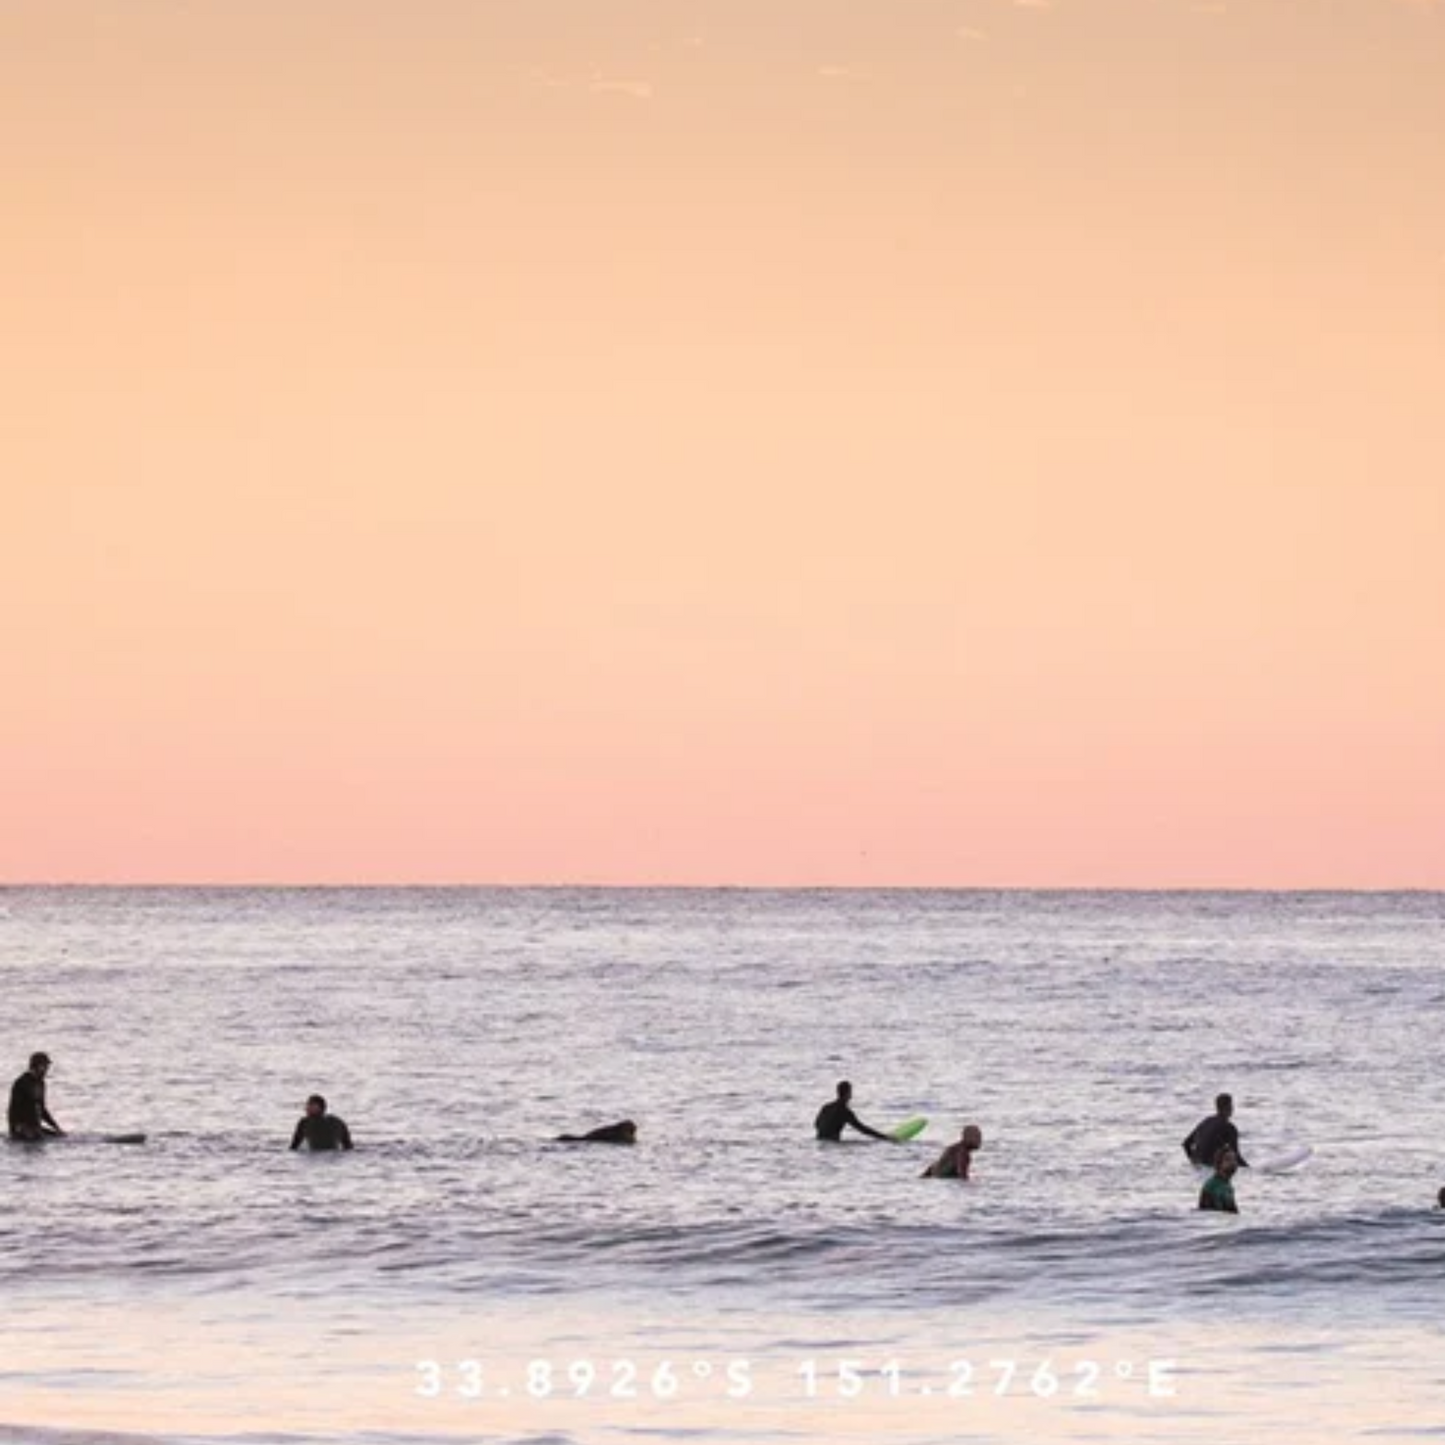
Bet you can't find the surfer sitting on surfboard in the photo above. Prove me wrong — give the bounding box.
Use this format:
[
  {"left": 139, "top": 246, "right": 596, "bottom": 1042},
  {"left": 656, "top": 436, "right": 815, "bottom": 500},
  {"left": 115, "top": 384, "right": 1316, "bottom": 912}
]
[
  {"left": 8, "top": 1052, "right": 64, "bottom": 1141},
  {"left": 556, "top": 1120, "right": 637, "bottom": 1144},
  {"left": 815, "top": 1081, "right": 892, "bottom": 1143},
  {"left": 290, "top": 1094, "right": 353, "bottom": 1151},
  {"left": 1183, "top": 1093, "right": 1249, "bottom": 1169},
  {"left": 922, "top": 1123, "right": 982, "bottom": 1179},
  {"left": 1198, "top": 1146, "right": 1240, "bottom": 1214}
]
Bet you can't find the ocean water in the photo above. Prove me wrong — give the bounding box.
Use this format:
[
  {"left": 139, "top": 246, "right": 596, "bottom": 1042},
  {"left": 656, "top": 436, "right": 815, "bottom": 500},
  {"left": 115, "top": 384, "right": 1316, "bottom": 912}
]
[{"left": 2, "top": 888, "right": 1443, "bottom": 1445}]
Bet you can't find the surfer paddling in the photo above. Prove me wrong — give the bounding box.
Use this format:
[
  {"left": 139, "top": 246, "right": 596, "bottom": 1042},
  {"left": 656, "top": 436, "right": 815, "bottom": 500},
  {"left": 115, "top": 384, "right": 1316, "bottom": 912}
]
[{"left": 556, "top": 1120, "right": 638, "bottom": 1144}]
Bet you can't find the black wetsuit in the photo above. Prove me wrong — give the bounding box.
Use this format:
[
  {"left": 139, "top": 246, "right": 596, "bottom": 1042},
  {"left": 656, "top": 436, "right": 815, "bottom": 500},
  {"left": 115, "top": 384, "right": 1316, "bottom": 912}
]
[
  {"left": 556, "top": 1122, "right": 635, "bottom": 1144},
  {"left": 8, "top": 1071, "right": 56, "bottom": 1140},
  {"left": 290, "top": 1114, "right": 353, "bottom": 1151},
  {"left": 1183, "top": 1115, "right": 1247, "bottom": 1168},
  {"left": 815, "top": 1099, "right": 886, "bottom": 1142}
]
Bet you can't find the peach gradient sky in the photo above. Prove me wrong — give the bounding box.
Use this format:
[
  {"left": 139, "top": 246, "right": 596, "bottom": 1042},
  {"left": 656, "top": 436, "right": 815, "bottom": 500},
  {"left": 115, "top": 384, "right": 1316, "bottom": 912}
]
[{"left": 2, "top": 0, "right": 1443, "bottom": 886}]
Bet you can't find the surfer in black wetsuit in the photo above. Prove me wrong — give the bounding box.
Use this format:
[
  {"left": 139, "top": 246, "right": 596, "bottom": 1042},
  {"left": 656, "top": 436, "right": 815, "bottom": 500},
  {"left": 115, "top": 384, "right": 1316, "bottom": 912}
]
[
  {"left": 1183, "top": 1093, "right": 1249, "bottom": 1169},
  {"left": 814, "top": 1081, "right": 891, "bottom": 1143},
  {"left": 290, "top": 1095, "right": 353, "bottom": 1151},
  {"left": 8, "top": 1052, "right": 64, "bottom": 1141},
  {"left": 556, "top": 1120, "right": 637, "bottom": 1144}
]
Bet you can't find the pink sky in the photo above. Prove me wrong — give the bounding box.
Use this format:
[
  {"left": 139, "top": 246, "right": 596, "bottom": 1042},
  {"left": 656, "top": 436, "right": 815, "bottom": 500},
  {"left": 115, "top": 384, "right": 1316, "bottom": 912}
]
[{"left": 3, "top": 0, "right": 1443, "bottom": 886}]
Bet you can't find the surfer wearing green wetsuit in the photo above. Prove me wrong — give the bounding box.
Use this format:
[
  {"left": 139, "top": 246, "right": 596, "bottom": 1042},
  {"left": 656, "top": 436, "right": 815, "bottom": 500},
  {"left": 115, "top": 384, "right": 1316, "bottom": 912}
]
[
  {"left": 290, "top": 1095, "right": 353, "bottom": 1151},
  {"left": 1198, "top": 1146, "right": 1240, "bottom": 1214},
  {"left": 8, "top": 1052, "right": 64, "bottom": 1141},
  {"left": 814, "top": 1081, "right": 891, "bottom": 1142}
]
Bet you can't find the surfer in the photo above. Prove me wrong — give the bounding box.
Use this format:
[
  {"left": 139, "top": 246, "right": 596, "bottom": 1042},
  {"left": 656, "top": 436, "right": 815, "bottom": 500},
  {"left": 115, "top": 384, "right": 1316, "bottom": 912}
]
[
  {"left": 1198, "top": 1146, "right": 1240, "bottom": 1214},
  {"left": 1183, "top": 1093, "right": 1249, "bottom": 1168},
  {"left": 922, "top": 1123, "right": 982, "bottom": 1179},
  {"left": 289, "top": 1094, "right": 353, "bottom": 1151},
  {"left": 556, "top": 1120, "right": 637, "bottom": 1144},
  {"left": 814, "top": 1081, "right": 892, "bottom": 1143},
  {"left": 8, "top": 1052, "right": 64, "bottom": 1141}
]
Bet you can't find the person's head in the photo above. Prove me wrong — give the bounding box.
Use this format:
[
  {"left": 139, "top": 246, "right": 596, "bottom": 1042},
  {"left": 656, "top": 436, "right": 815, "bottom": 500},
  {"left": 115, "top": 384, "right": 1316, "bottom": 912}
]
[
  {"left": 1216, "top": 1146, "right": 1239, "bottom": 1179},
  {"left": 961, "top": 1123, "right": 983, "bottom": 1150},
  {"left": 616, "top": 1120, "right": 638, "bottom": 1144},
  {"left": 1215, "top": 1093, "right": 1234, "bottom": 1119},
  {"left": 1437, "top": 1186, "right": 1445, "bottom": 1210},
  {"left": 29, "top": 1052, "right": 51, "bottom": 1077},
  {"left": 305, "top": 1094, "right": 327, "bottom": 1118},
  {"left": 836, "top": 1081, "right": 853, "bottom": 1102}
]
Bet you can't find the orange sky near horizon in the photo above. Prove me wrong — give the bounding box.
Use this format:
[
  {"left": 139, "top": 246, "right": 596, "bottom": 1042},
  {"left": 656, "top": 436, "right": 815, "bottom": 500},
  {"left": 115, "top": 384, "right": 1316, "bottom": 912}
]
[{"left": 2, "top": 0, "right": 1443, "bottom": 887}]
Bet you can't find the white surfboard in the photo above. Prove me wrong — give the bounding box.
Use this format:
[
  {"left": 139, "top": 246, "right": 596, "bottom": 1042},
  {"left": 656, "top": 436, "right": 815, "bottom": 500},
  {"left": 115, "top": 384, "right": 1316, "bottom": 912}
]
[{"left": 1192, "top": 1142, "right": 1313, "bottom": 1175}]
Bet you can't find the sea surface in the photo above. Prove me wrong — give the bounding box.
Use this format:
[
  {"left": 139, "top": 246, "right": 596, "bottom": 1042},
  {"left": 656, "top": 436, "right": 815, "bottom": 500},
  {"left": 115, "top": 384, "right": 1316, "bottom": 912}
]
[{"left": 2, "top": 888, "right": 1443, "bottom": 1445}]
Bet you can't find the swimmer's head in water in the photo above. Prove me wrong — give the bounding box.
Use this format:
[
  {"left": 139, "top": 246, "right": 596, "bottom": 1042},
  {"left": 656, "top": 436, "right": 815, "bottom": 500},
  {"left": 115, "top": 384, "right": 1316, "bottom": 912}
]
[
  {"left": 617, "top": 1120, "right": 638, "bottom": 1143},
  {"left": 961, "top": 1124, "right": 983, "bottom": 1150},
  {"left": 306, "top": 1095, "right": 327, "bottom": 1117},
  {"left": 836, "top": 1081, "right": 853, "bottom": 1102},
  {"left": 1215, "top": 1093, "right": 1234, "bottom": 1118},
  {"left": 29, "top": 1052, "right": 51, "bottom": 1075},
  {"left": 1216, "top": 1146, "right": 1239, "bottom": 1178}
]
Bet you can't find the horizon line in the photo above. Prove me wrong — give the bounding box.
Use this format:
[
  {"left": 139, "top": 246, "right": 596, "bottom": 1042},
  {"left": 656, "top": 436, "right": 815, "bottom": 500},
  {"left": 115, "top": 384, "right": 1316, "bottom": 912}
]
[{"left": 1, "top": 880, "right": 1441, "bottom": 895}]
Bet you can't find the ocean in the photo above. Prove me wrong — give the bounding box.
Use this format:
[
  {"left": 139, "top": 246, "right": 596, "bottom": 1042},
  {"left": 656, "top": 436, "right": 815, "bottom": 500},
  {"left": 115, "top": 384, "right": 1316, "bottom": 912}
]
[{"left": 2, "top": 888, "right": 1442, "bottom": 1444}]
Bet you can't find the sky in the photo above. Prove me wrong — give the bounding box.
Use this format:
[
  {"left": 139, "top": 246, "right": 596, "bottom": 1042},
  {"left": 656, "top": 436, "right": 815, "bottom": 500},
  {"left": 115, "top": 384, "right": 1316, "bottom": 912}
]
[{"left": 2, "top": 0, "right": 1443, "bottom": 887}]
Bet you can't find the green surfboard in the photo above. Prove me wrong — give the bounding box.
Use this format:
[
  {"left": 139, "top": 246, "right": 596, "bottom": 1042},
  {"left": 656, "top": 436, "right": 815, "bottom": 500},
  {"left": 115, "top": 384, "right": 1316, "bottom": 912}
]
[{"left": 889, "top": 1117, "right": 928, "bottom": 1141}]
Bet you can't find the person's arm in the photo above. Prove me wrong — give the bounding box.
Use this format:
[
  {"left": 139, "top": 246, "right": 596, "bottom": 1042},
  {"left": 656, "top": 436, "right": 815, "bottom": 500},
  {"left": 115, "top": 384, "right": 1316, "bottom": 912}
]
[
  {"left": 290, "top": 1119, "right": 305, "bottom": 1151},
  {"left": 338, "top": 1120, "right": 354, "bottom": 1151},
  {"left": 1182, "top": 1127, "right": 1199, "bottom": 1160},
  {"left": 1228, "top": 1125, "right": 1249, "bottom": 1168},
  {"left": 40, "top": 1104, "right": 64, "bottom": 1136},
  {"left": 846, "top": 1109, "right": 892, "bottom": 1143}
]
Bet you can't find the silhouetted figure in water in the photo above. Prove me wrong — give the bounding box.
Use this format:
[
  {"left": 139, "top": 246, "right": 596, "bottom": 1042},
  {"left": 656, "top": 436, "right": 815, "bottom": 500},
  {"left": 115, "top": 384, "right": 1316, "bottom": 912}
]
[
  {"left": 556, "top": 1120, "right": 638, "bottom": 1144},
  {"left": 290, "top": 1094, "right": 353, "bottom": 1151},
  {"left": 1184, "top": 1093, "right": 1249, "bottom": 1168},
  {"left": 8, "top": 1052, "right": 64, "bottom": 1141},
  {"left": 923, "top": 1123, "right": 983, "bottom": 1179},
  {"left": 1198, "top": 1146, "right": 1240, "bottom": 1214},
  {"left": 814, "top": 1081, "right": 891, "bottom": 1142}
]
